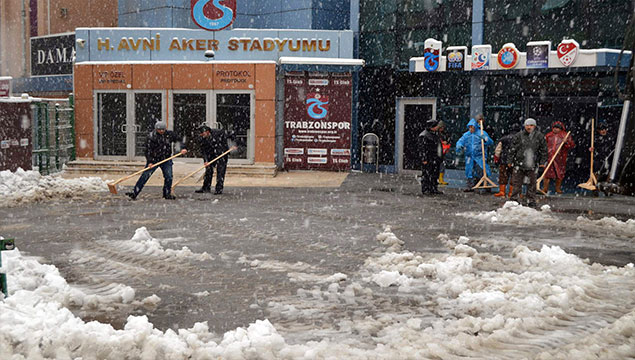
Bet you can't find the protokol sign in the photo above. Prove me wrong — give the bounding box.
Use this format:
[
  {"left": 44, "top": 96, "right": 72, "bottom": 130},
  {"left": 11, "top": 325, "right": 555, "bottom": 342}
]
[
  {"left": 557, "top": 39, "right": 579, "bottom": 67},
  {"left": 471, "top": 45, "right": 492, "bottom": 71},
  {"left": 526, "top": 41, "right": 551, "bottom": 69},
  {"left": 423, "top": 38, "right": 442, "bottom": 72},
  {"left": 497, "top": 43, "right": 519, "bottom": 70},
  {"left": 192, "top": 0, "right": 236, "bottom": 31},
  {"left": 445, "top": 46, "right": 467, "bottom": 71}
]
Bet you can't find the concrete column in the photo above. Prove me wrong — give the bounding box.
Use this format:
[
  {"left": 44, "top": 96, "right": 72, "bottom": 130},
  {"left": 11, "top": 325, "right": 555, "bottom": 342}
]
[{"left": 470, "top": 0, "right": 484, "bottom": 119}]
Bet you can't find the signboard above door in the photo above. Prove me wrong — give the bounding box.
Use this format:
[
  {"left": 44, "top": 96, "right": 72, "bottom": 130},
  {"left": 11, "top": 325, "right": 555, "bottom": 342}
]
[{"left": 30, "top": 33, "right": 75, "bottom": 76}]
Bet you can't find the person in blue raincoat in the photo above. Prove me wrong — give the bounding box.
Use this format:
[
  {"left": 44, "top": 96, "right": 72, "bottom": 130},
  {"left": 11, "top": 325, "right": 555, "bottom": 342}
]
[{"left": 455, "top": 118, "right": 494, "bottom": 192}]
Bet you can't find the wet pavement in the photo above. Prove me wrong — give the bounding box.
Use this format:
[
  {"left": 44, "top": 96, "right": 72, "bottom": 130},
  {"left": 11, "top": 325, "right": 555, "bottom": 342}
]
[{"left": 2, "top": 171, "right": 635, "bottom": 334}]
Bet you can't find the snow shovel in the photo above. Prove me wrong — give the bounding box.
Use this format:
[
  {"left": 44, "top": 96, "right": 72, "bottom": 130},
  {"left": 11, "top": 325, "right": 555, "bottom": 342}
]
[
  {"left": 537, "top": 131, "right": 571, "bottom": 195},
  {"left": 106, "top": 152, "right": 184, "bottom": 194},
  {"left": 472, "top": 120, "right": 498, "bottom": 189},
  {"left": 171, "top": 146, "right": 237, "bottom": 193},
  {"left": 578, "top": 118, "right": 598, "bottom": 191}
]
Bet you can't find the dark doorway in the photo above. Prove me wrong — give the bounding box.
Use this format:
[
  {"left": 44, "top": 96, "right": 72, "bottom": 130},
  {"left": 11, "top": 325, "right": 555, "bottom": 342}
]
[
  {"left": 174, "top": 93, "right": 206, "bottom": 158},
  {"left": 134, "top": 93, "right": 162, "bottom": 157},
  {"left": 97, "top": 93, "right": 127, "bottom": 157},
  {"left": 216, "top": 93, "right": 250, "bottom": 160},
  {"left": 403, "top": 104, "right": 433, "bottom": 170}
]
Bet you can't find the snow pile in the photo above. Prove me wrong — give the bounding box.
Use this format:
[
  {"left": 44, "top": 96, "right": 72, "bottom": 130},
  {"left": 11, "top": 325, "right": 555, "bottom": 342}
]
[
  {"left": 575, "top": 215, "right": 635, "bottom": 237},
  {"left": 124, "top": 227, "right": 213, "bottom": 261},
  {"left": 456, "top": 201, "right": 555, "bottom": 225},
  {"left": 376, "top": 225, "right": 404, "bottom": 251},
  {"left": 0, "top": 168, "right": 107, "bottom": 206},
  {"left": 1, "top": 247, "right": 134, "bottom": 308},
  {"left": 2, "top": 227, "right": 635, "bottom": 358}
]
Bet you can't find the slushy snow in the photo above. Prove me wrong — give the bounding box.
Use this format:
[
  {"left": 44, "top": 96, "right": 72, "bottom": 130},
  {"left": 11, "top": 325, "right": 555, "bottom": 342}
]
[
  {"left": 3, "top": 222, "right": 634, "bottom": 359},
  {"left": 0, "top": 168, "right": 107, "bottom": 207}
]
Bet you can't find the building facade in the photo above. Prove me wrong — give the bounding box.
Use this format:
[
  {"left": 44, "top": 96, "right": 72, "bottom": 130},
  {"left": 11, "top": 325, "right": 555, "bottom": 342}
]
[
  {"left": 69, "top": 1, "right": 360, "bottom": 170},
  {"left": 358, "top": 0, "right": 633, "bottom": 191}
]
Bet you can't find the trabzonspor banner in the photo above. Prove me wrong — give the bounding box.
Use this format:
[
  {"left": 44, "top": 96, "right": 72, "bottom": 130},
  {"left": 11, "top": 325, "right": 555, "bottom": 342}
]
[{"left": 283, "top": 72, "right": 352, "bottom": 170}]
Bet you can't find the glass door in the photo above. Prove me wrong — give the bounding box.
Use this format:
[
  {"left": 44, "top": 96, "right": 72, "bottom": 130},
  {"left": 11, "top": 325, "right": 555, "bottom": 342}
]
[
  {"left": 96, "top": 92, "right": 127, "bottom": 158},
  {"left": 133, "top": 92, "right": 164, "bottom": 158},
  {"left": 173, "top": 92, "right": 207, "bottom": 159},
  {"left": 215, "top": 92, "right": 252, "bottom": 161}
]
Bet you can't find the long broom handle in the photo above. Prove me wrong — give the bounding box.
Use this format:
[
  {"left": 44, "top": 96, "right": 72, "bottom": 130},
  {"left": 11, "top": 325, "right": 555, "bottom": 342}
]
[
  {"left": 171, "top": 147, "right": 235, "bottom": 190},
  {"left": 538, "top": 131, "right": 571, "bottom": 181},
  {"left": 110, "top": 152, "right": 184, "bottom": 186},
  {"left": 589, "top": 118, "right": 595, "bottom": 175},
  {"left": 479, "top": 120, "right": 487, "bottom": 170}
]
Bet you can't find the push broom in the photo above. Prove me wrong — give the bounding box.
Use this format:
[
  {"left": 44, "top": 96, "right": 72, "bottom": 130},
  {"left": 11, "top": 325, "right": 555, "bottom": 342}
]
[
  {"left": 578, "top": 118, "right": 598, "bottom": 191},
  {"left": 537, "top": 131, "right": 571, "bottom": 195},
  {"left": 107, "top": 152, "right": 184, "bottom": 194},
  {"left": 170, "top": 146, "right": 236, "bottom": 193}
]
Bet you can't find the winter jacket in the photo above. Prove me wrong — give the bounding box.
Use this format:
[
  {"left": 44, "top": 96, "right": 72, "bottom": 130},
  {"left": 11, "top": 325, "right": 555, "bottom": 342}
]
[
  {"left": 455, "top": 118, "right": 493, "bottom": 178},
  {"left": 199, "top": 129, "right": 230, "bottom": 162},
  {"left": 145, "top": 130, "right": 185, "bottom": 164},
  {"left": 494, "top": 132, "right": 516, "bottom": 165},
  {"left": 418, "top": 129, "right": 442, "bottom": 166},
  {"left": 544, "top": 123, "right": 575, "bottom": 179},
  {"left": 509, "top": 129, "right": 547, "bottom": 171},
  {"left": 594, "top": 133, "right": 614, "bottom": 175}
]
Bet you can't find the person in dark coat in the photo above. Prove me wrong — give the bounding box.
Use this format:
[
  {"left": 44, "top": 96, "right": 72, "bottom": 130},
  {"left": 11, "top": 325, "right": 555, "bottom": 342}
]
[
  {"left": 418, "top": 119, "right": 443, "bottom": 195},
  {"left": 508, "top": 118, "right": 548, "bottom": 207},
  {"left": 591, "top": 120, "right": 614, "bottom": 183},
  {"left": 195, "top": 125, "right": 232, "bottom": 195},
  {"left": 493, "top": 123, "right": 520, "bottom": 198},
  {"left": 126, "top": 121, "right": 187, "bottom": 200}
]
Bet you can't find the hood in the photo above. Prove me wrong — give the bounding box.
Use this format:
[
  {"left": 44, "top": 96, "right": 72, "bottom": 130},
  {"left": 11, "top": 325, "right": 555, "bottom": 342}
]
[
  {"left": 467, "top": 118, "right": 480, "bottom": 129},
  {"left": 551, "top": 121, "right": 565, "bottom": 131}
]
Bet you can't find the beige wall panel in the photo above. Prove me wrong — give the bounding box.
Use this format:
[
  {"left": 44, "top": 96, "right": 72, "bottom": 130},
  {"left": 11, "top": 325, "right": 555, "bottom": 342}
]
[
  {"left": 132, "top": 64, "right": 172, "bottom": 89},
  {"left": 255, "top": 63, "right": 276, "bottom": 100}
]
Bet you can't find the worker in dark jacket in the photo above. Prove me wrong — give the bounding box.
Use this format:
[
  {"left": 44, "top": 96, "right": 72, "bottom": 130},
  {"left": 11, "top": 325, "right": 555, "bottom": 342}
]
[
  {"left": 418, "top": 119, "right": 443, "bottom": 195},
  {"left": 195, "top": 125, "right": 232, "bottom": 195},
  {"left": 493, "top": 123, "right": 520, "bottom": 198},
  {"left": 508, "top": 118, "right": 547, "bottom": 207},
  {"left": 126, "top": 121, "right": 187, "bottom": 200}
]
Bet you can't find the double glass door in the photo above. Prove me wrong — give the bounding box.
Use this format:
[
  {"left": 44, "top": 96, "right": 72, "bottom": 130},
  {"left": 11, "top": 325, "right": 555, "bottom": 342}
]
[
  {"left": 172, "top": 91, "right": 253, "bottom": 163},
  {"left": 96, "top": 91, "right": 163, "bottom": 160},
  {"left": 96, "top": 90, "right": 253, "bottom": 163}
]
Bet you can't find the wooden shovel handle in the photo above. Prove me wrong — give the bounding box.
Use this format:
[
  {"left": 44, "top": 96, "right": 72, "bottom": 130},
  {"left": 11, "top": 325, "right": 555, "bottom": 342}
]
[
  {"left": 110, "top": 152, "right": 184, "bottom": 186},
  {"left": 171, "top": 147, "right": 236, "bottom": 191}
]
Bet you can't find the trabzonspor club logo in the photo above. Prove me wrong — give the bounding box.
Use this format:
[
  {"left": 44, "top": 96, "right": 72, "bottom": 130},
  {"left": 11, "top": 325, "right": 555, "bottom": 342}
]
[
  {"left": 306, "top": 93, "right": 329, "bottom": 119},
  {"left": 192, "top": 0, "right": 236, "bottom": 31}
]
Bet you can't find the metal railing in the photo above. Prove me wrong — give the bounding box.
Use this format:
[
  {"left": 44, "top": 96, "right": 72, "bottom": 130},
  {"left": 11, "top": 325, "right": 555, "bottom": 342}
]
[{"left": 32, "top": 96, "right": 75, "bottom": 174}]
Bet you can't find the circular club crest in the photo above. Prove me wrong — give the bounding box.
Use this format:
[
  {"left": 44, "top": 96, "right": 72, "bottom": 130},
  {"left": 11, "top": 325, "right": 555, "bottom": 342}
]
[{"left": 497, "top": 45, "right": 519, "bottom": 70}]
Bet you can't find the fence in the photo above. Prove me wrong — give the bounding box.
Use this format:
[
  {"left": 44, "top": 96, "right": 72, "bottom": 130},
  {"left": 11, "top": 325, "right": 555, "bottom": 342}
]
[{"left": 32, "top": 96, "right": 75, "bottom": 174}]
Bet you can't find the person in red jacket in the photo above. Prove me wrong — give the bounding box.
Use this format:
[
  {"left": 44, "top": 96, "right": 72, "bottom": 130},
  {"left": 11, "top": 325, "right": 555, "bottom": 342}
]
[{"left": 543, "top": 121, "right": 575, "bottom": 194}]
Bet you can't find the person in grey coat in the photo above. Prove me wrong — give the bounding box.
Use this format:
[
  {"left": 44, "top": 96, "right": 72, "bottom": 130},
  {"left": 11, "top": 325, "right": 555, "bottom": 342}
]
[{"left": 508, "top": 118, "right": 548, "bottom": 207}]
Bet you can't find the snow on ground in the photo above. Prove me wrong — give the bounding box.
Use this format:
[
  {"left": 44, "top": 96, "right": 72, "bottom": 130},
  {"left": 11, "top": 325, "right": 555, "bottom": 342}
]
[
  {"left": 457, "top": 201, "right": 635, "bottom": 238},
  {"left": 3, "top": 226, "right": 634, "bottom": 359},
  {"left": 0, "top": 168, "right": 107, "bottom": 207}
]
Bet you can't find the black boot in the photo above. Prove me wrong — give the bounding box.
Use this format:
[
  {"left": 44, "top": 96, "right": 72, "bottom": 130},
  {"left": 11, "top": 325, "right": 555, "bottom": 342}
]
[
  {"left": 125, "top": 192, "right": 137, "bottom": 200},
  {"left": 163, "top": 194, "right": 176, "bottom": 200},
  {"left": 195, "top": 188, "right": 211, "bottom": 193}
]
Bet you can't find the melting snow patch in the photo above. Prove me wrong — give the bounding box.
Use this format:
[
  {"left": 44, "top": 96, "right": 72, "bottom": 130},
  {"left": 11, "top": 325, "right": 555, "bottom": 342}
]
[{"left": 0, "top": 168, "right": 107, "bottom": 206}]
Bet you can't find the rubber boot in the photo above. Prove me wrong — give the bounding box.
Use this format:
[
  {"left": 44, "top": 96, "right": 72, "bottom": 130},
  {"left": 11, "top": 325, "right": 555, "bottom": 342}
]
[
  {"left": 438, "top": 172, "right": 448, "bottom": 186},
  {"left": 507, "top": 186, "right": 513, "bottom": 198},
  {"left": 555, "top": 179, "right": 563, "bottom": 194},
  {"left": 494, "top": 184, "right": 506, "bottom": 197},
  {"left": 542, "top": 179, "right": 550, "bottom": 194}
]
